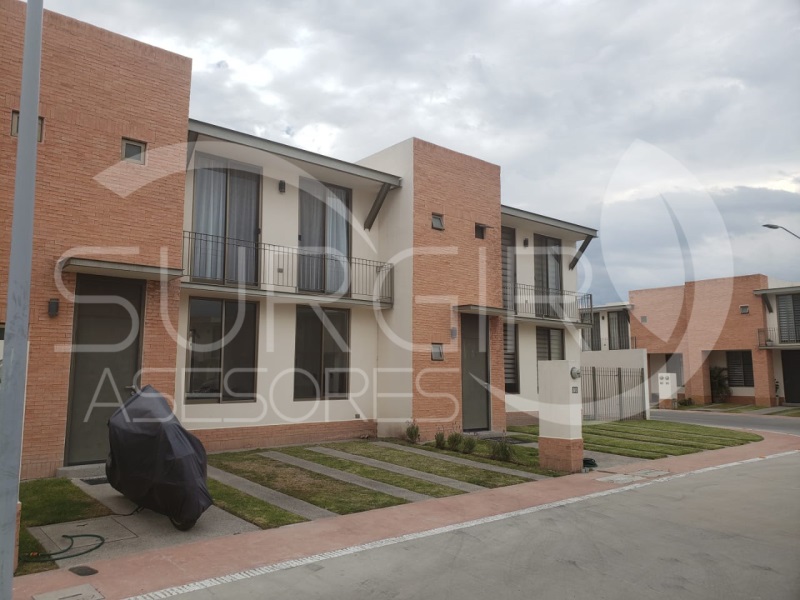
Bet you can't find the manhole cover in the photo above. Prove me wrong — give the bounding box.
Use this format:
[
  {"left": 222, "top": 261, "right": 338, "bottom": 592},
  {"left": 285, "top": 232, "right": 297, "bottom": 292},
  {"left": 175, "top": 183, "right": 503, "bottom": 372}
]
[{"left": 80, "top": 476, "right": 108, "bottom": 486}]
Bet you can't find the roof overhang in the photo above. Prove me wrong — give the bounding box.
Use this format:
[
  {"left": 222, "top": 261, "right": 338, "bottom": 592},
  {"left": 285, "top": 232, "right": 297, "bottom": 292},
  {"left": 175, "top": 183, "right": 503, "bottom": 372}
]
[
  {"left": 188, "top": 119, "right": 402, "bottom": 188},
  {"left": 754, "top": 285, "right": 800, "bottom": 296},
  {"left": 59, "top": 258, "right": 183, "bottom": 281},
  {"left": 500, "top": 205, "right": 597, "bottom": 238}
]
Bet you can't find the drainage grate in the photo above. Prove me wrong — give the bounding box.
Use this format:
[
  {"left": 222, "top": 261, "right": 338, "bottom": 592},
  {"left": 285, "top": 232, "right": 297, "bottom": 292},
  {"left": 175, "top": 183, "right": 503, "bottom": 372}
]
[{"left": 80, "top": 476, "right": 108, "bottom": 486}]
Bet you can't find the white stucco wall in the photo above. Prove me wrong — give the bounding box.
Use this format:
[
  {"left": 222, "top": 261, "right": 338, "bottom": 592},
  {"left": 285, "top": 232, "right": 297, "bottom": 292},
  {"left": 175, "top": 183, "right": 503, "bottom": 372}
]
[{"left": 358, "top": 140, "right": 415, "bottom": 436}]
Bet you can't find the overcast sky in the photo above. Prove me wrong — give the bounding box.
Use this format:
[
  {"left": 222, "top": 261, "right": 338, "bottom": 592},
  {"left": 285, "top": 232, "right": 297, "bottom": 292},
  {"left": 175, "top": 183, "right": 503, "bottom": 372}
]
[{"left": 46, "top": 0, "right": 800, "bottom": 303}]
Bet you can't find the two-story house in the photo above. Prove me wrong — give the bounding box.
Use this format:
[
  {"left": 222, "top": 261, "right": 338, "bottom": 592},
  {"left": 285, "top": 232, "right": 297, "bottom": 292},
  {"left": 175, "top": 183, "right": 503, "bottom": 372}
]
[{"left": 1, "top": 2, "right": 596, "bottom": 478}]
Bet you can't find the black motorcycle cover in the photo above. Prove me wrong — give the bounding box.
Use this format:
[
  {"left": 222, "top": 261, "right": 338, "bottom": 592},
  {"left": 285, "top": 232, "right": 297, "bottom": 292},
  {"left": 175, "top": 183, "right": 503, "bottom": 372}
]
[{"left": 106, "top": 385, "right": 212, "bottom": 528}]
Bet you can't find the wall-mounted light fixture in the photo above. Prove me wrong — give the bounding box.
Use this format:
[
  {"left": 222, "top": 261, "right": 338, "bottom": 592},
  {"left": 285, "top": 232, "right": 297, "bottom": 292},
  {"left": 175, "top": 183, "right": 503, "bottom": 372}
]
[
  {"left": 523, "top": 238, "right": 529, "bottom": 247},
  {"left": 48, "top": 299, "right": 59, "bottom": 318},
  {"left": 278, "top": 180, "right": 286, "bottom": 193}
]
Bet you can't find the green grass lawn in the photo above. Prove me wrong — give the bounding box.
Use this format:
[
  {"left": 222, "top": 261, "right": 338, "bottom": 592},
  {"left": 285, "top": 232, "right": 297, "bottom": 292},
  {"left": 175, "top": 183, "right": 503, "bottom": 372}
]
[
  {"left": 209, "top": 451, "right": 407, "bottom": 514},
  {"left": 394, "top": 439, "right": 560, "bottom": 477},
  {"left": 278, "top": 446, "right": 465, "bottom": 498},
  {"left": 16, "top": 478, "right": 112, "bottom": 576},
  {"left": 512, "top": 420, "right": 762, "bottom": 460},
  {"left": 326, "top": 441, "right": 531, "bottom": 487},
  {"left": 207, "top": 478, "right": 306, "bottom": 529}
]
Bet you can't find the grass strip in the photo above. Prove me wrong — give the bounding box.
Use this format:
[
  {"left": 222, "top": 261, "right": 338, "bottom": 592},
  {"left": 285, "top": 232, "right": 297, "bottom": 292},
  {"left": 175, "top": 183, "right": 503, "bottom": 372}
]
[
  {"left": 207, "top": 478, "right": 307, "bottom": 529},
  {"left": 279, "top": 447, "right": 464, "bottom": 498},
  {"left": 582, "top": 434, "right": 699, "bottom": 456},
  {"left": 588, "top": 420, "right": 762, "bottom": 442},
  {"left": 583, "top": 429, "right": 726, "bottom": 450},
  {"left": 586, "top": 424, "right": 754, "bottom": 447},
  {"left": 507, "top": 425, "right": 540, "bottom": 438},
  {"left": 401, "top": 441, "right": 559, "bottom": 477},
  {"left": 16, "top": 478, "right": 112, "bottom": 576},
  {"left": 769, "top": 408, "right": 800, "bottom": 417},
  {"left": 209, "top": 452, "right": 406, "bottom": 515},
  {"left": 326, "top": 442, "right": 530, "bottom": 487}
]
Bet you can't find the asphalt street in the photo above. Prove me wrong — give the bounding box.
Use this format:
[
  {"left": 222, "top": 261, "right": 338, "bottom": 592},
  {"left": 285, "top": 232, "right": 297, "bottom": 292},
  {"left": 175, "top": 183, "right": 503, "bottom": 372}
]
[
  {"left": 651, "top": 408, "right": 800, "bottom": 436},
  {"left": 174, "top": 453, "right": 800, "bottom": 600}
]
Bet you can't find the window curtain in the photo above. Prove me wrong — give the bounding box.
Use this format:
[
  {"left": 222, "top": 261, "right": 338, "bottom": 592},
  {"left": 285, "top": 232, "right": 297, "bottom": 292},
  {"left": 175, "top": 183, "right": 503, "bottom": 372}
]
[
  {"left": 299, "top": 179, "right": 325, "bottom": 292},
  {"left": 325, "top": 186, "right": 350, "bottom": 294},
  {"left": 192, "top": 155, "right": 227, "bottom": 280},
  {"left": 226, "top": 168, "right": 260, "bottom": 285}
]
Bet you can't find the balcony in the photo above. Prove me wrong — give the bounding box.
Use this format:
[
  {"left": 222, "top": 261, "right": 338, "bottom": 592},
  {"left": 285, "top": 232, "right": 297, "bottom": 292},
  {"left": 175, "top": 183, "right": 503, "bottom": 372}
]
[
  {"left": 758, "top": 327, "right": 800, "bottom": 348},
  {"left": 505, "top": 283, "right": 593, "bottom": 324},
  {"left": 581, "top": 334, "right": 637, "bottom": 352},
  {"left": 183, "top": 231, "right": 394, "bottom": 305}
]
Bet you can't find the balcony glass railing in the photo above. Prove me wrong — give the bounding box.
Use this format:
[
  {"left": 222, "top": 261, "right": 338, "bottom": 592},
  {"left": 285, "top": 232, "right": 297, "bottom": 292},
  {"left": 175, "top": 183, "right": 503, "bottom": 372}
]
[{"left": 183, "top": 231, "right": 393, "bottom": 304}]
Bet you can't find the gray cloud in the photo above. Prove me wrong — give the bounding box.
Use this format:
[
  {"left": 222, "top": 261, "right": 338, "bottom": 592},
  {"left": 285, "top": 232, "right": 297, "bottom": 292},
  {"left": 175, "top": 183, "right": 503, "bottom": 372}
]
[{"left": 44, "top": 0, "right": 800, "bottom": 301}]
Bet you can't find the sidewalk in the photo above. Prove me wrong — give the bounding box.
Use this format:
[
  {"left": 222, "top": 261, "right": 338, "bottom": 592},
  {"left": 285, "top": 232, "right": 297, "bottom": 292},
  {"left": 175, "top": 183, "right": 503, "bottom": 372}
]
[{"left": 14, "top": 431, "right": 800, "bottom": 600}]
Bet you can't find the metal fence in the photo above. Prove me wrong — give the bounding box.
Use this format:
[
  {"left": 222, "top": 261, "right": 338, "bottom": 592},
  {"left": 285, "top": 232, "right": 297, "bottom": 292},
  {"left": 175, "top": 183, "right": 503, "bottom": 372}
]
[
  {"left": 183, "top": 231, "right": 394, "bottom": 304},
  {"left": 581, "top": 366, "right": 646, "bottom": 421}
]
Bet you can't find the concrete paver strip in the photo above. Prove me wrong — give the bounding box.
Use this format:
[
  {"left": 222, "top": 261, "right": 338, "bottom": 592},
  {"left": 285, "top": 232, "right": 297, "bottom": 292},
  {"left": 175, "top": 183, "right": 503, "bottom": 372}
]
[
  {"left": 261, "top": 451, "right": 431, "bottom": 502},
  {"left": 309, "top": 447, "right": 483, "bottom": 493},
  {"left": 207, "top": 465, "right": 335, "bottom": 520},
  {"left": 373, "top": 441, "right": 544, "bottom": 480}
]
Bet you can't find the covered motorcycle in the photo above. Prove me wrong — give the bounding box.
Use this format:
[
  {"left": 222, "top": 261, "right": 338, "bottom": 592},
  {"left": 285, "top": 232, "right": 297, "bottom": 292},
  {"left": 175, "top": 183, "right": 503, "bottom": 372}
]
[{"left": 106, "top": 385, "right": 212, "bottom": 530}]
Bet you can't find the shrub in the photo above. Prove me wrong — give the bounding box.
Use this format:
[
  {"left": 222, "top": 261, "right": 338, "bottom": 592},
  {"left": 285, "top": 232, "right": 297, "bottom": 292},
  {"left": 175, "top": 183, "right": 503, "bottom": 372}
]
[
  {"left": 488, "top": 437, "right": 516, "bottom": 462},
  {"left": 710, "top": 367, "right": 730, "bottom": 403},
  {"left": 446, "top": 431, "right": 464, "bottom": 451},
  {"left": 434, "top": 429, "right": 446, "bottom": 449},
  {"left": 461, "top": 436, "right": 477, "bottom": 454},
  {"left": 677, "top": 397, "right": 694, "bottom": 407},
  {"left": 405, "top": 421, "right": 420, "bottom": 444}
]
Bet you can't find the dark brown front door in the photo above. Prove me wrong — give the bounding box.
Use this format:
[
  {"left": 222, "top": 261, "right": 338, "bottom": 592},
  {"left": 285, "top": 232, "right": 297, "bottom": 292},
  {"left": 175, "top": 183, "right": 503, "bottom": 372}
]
[
  {"left": 461, "top": 313, "right": 490, "bottom": 431},
  {"left": 66, "top": 275, "right": 144, "bottom": 465}
]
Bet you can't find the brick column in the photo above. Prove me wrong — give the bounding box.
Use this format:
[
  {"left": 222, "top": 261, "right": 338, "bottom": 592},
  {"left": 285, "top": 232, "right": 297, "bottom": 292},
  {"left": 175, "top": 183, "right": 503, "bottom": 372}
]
[{"left": 537, "top": 361, "right": 583, "bottom": 473}]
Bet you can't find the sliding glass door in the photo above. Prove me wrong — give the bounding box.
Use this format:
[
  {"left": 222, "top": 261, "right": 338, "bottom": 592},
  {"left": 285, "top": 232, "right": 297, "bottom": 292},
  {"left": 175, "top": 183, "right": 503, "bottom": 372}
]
[
  {"left": 298, "top": 178, "right": 351, "bottom": 295},
  {"left": 192, "top": 154, "right": 260, "bottom": 285}
]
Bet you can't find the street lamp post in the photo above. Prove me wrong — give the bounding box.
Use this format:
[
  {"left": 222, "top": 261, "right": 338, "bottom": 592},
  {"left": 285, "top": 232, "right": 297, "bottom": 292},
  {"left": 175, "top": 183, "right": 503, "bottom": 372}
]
[{"left": 763, "top": 223, "right": 800, "bottom": 241}]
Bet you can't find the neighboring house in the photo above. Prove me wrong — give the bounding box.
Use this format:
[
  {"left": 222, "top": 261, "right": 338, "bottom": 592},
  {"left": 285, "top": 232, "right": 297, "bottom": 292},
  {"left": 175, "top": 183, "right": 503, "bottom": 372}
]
[
  {"left": 0, "top": 0, "right": 191, "bottom": 479},
  {"left": 1, "top": 2, "right": 596, "bottom": 478},
  {"left": 629, "top": 274, "right": 799, "bottom": 407},
  {"left": 581, "top": 302, "right": 635, "bottom": 352}
]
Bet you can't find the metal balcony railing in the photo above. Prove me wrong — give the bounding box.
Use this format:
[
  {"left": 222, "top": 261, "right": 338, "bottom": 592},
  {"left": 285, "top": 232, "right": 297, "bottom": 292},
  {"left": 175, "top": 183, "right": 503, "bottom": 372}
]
[
  {"left": 183, "top": 231, "right": 394, "bottom": 304},
  {"left": 508, "top": 284, "right": 593, "bottom": 323},
  {"left": 758, "top": 327, "right": 800, "bottom": 347}
]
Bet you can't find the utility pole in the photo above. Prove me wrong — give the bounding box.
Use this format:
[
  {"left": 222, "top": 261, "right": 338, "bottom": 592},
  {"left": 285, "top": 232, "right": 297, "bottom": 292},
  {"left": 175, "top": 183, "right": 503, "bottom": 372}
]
[{"left": 0, "top": 0, "right": 44, "bottom": 596}]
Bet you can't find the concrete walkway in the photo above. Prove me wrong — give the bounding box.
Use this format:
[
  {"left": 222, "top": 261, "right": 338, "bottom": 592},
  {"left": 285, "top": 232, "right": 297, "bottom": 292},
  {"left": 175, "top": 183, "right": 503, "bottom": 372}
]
[
  {"left": 261, "top": 451, "right": 431, "bottom": 503},
  {"left": 13, "top": 430, "right": 800, "bottom": 600},
  {"left": 373, "top": 441, "right": 545, "bottom": 480},
  {"left": 207, "top": 466, "right": 334, "bottom": 520},
  {"left": 309, "top": 447, "right": 483, "bottom": 492}
]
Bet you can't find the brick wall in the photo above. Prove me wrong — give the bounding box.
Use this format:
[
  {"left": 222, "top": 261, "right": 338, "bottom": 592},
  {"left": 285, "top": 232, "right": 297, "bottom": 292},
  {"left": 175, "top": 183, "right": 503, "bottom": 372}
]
[
  {"left": 630, "top": 274, "right": 774, "bottom": 406},
  {"left": 410, "top": 139, "right": 506, "bottom": 438},
  {"left": 0, "top": 1, "right": 192, "bottom": 477}
]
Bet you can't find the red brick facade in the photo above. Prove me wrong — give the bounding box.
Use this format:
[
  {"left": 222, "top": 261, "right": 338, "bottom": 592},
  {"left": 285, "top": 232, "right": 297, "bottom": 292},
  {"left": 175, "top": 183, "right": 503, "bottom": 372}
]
[
  {"left": 0, "top": 0, "right": 191, "bottom": 478},
  {"left": 538, "top": 437, "right": 583, "bottom": 473},
  {"left": 411, "top": 139, "right": 506, "bottom": 439},
  {"left": 630, "top": 275, "right": 776, "bottom": 407}
]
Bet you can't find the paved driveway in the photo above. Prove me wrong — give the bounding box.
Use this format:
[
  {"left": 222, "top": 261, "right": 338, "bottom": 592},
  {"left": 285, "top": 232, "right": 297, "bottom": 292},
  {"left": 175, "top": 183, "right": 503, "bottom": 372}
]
[
  {"left": 651, "top": 408, "right": 800, "bottom": 436},
  {"left": 174, "top": 454, "right": 800, "bottom": 600}
]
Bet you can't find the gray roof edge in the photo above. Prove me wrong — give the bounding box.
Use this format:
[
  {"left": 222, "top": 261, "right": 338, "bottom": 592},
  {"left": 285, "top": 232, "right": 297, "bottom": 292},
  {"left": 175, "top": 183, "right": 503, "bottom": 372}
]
[
  {"left": 189, "top": 119, "right": 402, "bottom": 187},
  {"left": 754, "top": 285, "right": 800, "bottom": 296},
  {"left": 501, "top": 205, "right": 598, "bottom": 237}
]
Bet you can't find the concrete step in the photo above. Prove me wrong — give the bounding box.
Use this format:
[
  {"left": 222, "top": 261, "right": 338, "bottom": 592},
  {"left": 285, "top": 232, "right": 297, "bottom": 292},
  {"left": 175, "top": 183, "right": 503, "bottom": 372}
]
[{"left": 56, "top": 463, "right": 105, "bottom": 479}]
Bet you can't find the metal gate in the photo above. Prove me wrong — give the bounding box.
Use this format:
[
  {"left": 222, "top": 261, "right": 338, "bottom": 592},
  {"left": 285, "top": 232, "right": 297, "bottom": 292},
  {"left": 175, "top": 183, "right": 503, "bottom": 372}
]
[{"left": 582, "top": 366, "right": 646, "bottom": 421}]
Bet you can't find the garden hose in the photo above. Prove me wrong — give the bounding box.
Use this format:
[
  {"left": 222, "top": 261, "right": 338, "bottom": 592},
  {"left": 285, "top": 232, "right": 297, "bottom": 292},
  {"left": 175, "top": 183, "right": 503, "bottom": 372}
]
[{"left": 22, "top": 534, "right": 105, "bottom": 563}]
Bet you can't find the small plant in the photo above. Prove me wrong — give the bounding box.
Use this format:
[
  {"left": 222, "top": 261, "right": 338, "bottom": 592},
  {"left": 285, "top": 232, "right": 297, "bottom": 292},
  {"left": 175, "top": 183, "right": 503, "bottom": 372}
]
[
  {"left": 446, "top": 431, "right": 464, "bottom": 451},
  {"left": 405, "top": 421, "right": 420, "bottom": 444},
  {"left": 461, "top": 435, "right": 477, "bottom": 454},
  {"left": 487, "top": 436, "right": 516, "bottom": 462},
  {"left": 433, "top": 428, "right": 446, "bottom": 449},
  {"left": 710, "top": 366, "right": 731, "bottom": 403},
  {"left": 677, "top": 397, "right": 693, "bottom": 407}
]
